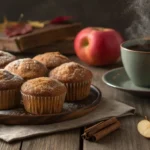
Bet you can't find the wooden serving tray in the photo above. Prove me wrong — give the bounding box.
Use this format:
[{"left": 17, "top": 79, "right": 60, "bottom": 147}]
[
  {"left": 0, "top": 85, "right": 101, "bottom": 125},
  {"left": 0, "top": 23, "right": 81, "bottom": 53}
]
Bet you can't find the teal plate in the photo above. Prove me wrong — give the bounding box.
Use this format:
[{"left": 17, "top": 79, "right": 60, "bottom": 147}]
[{"left": 102, "top": 67, "right": 150, "bottom": 96}]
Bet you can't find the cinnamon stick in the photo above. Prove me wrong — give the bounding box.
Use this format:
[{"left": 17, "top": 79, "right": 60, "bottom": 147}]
[
  {"left": 81, "top": 117, "right": 121, "bottom": 141},
  {"left": 90, "top": 121, "right": 121, "bottom": 142},
  {"left": 85, "top": 117, "right": 117, "bottom": 136},
  {"left": 84, "top": 121, "right": 104, "bottom": 133}
]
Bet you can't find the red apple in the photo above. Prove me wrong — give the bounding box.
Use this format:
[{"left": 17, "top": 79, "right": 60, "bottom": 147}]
[{"left": 74, "top": 27, "right": 123, "bottom": 66}]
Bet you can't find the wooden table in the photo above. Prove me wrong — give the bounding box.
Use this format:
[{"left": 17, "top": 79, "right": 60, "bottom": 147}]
[{"left": 1, "top": 55, "right": 150, "bottom": 150}]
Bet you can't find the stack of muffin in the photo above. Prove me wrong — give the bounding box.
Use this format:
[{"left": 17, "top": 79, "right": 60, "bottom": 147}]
[{"left": 0, "top": 51, "right": 93, "bottom": 115}]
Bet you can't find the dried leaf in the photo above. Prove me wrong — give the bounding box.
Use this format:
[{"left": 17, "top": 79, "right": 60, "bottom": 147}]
[
  {"left": 28, "top": 21, "right": 45, "bottom": 28},
  {"left": 5, "top": 23, "right": 33, "bottom": 37},
  {"left": 50, "top": 16, "right": 72, "bottom": 24},
  {"left": 0, "top": 17, "right": 18, "bottom": 32}
]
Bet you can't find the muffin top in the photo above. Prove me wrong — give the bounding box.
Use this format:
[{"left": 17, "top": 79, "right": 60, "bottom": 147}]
[
  {"left": 49, "top": 62, "right": 93, "bottom": 83},
  {"left": 33, "top": 52, "right": 70, "bottom": 69},
  {"left": 0, "top": 51, "right": 16, "bottom": 68},
  {"left": 21, "top": 77, "right": 67, "bottom": 96},
  {"left": 4, "top": 58, "right": 48, "bottom": 80},
  {"left": 0, "top": 69, "right": 23, "bottom": 90}
]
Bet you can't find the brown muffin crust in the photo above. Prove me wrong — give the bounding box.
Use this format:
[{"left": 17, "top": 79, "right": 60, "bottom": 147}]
[
  {"left": 0, "top": 69, "right": 23, "bottom": 90},
  {"left": 21, "top": 77, "right": 67, "bottom": 96},
  {"left": 33, "top": 52, "right": 70, "bottom": 69},
  {"left": 0, "top": 51, "right": 16, "bottom": 68},
  {"left": 49, "top": 62, "right": 93, "bottom": 83},
  {"left": 4, "top": 58, "right": 48, "bottom": 80}
]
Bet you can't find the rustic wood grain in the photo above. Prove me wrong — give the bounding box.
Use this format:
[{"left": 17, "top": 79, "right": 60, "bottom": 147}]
[
  {"left": 23, "top": 39, "right": 75, "bottom": 55},
  {"left": 0, "top": 23, "right": 81, "bottom": 52},
  {"left": 1, "top": 56, "right": 150, "bottom": 150},
  {"left": 21, "top": 129, "right": 80, "bottom": 150},
  {"left": 0, "top": 141, "right": 21, "bottom": 150},
  {"left": 73, "top": 56, "right": 150, "bottom": 150}
]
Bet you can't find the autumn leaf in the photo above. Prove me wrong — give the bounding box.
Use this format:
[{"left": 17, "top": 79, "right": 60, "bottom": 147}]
[
  {"left": 0, "top": 15, "right": 73, "bottom": 36},
  {"left": 50, "top": 16, "right": 72, "bottom": 24},
  {"left": 5, "top": 23, "right": 33, "bottom": 37},
  {"left": 0, "top": 17, "right": 18, "bottom": 32},
  {"left": 28, "top": 21, "right": 46, "bottom": 28}
]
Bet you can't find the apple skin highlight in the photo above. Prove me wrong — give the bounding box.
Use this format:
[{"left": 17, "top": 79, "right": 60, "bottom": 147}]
[{"left": 74, "top": 27, "right": 123, "bottom": 66}]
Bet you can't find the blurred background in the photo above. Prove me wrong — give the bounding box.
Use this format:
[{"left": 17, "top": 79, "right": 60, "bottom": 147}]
[{"left": 0, "top": 0, "right": 134, "bottom": 39}]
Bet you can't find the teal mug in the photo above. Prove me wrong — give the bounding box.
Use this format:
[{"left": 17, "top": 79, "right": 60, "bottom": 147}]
[{"left": 121, "top": 39, "right": 150, "bottom": 87}]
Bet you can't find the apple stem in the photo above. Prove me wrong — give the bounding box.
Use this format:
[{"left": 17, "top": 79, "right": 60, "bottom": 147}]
[{"left": 82, "top": 38, "right": 89, "bottom": 47}]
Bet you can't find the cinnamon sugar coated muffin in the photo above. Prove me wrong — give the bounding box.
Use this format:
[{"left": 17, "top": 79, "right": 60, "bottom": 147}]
[
  {"left": 4, "top": 58, "right": 48, "bottom": 80},
  {"left": 21, "top": 77, "right": 67, "bottom": 114},
  {"left": 0, "top": 51, "right": 16, "bottom": 68},
  {"left": 49, "top": 62, "right": 93, "bottom": 101},
  {"left": 0, "top": 69, "right": 23, "bottom": 109},
  {"left": 33, "top": 52, "right": 70, "bottom": 69}
]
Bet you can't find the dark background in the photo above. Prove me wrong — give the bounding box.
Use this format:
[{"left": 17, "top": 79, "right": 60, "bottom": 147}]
[{"left": 0, "top": 0, "right": 134, "bottom": 39}]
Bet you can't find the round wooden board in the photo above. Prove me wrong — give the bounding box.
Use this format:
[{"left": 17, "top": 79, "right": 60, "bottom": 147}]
[{"left": 0, "top": 85, "right": 101, "bottom": 125}]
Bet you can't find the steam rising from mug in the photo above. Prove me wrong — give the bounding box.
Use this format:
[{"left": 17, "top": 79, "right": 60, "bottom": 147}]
[{"left": 126, "top": 0, "right": 150, "bottom": 39}]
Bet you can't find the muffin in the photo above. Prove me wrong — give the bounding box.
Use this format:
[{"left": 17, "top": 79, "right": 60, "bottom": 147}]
[
  {"left": 0, "top": 69, "right": 23, "bottom": 109},
  {"left": 49, "top": 62, "right": 93, "bottom": 101},
  {"left": 0, "top": 51, "right": 16, "bottom": 68},
  {"left": 33, "top": 52, "right": 70, "bottom": 70},
  {"left": 4, "top": 58, "right": 48, "bottom": 80},
  {"left": 21, "top": 77, "right": 67, "bottom": 114}
]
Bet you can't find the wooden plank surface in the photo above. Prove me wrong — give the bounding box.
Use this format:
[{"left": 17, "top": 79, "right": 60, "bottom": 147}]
[
  {"left": 76, "top": 56, "right": 150, "bottom": 150},
  {"left": 0, "top": 23, "right": 81, "bottom": 52},
  {"left": 0, "top": 141, "right": 21, "bottom": 150},
  {"left": 1, "top": 56, "right": 150, "bottom": 150},
  {"left": 21, "top": 129, "right": 80, "bottom": 150}
]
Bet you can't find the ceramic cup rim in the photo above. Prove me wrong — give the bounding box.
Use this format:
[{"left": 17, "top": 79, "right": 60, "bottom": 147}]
[{"left": 121, "top": 38, "right": 150, "bottom": 54}]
